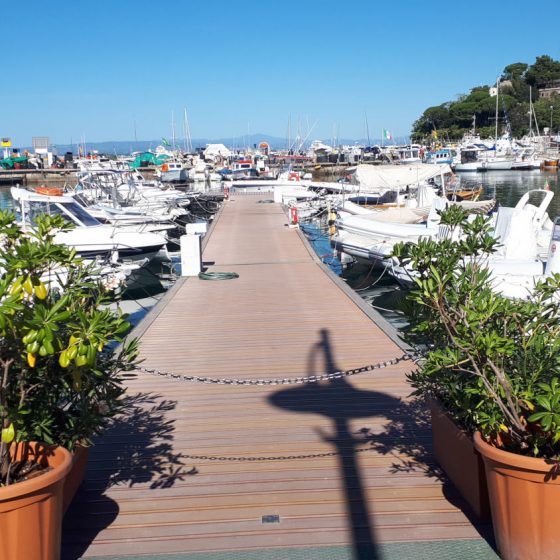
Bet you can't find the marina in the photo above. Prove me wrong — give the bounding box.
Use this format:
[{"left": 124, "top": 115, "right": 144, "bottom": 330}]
[
  {"left": 0, "top": 158, "right": 560, "bottom": 560},
  {"left": 3, "top": 2, "right": 560, "bottom": 557},
  {"left": 59, "top": 191, "right": 497, "bottom": 559},
  {"left": 0, "top": 168, "right": 559, "bottom": 322}
]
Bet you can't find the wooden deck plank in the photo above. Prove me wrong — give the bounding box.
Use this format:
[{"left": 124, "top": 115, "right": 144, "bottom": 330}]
[{"left": 62, "top": 193, "right": 492, "bottom": 558}]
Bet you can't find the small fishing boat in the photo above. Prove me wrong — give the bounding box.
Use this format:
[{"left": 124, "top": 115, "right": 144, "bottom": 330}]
[
  {"left": 159, "top": 161, "right": 188, "bottom": 183},
  {"left": 425, "top": 148, "right": 457, "bottom": 165}
]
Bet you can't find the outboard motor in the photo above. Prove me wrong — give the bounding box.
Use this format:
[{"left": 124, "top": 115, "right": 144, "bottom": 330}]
[{"left": 545, "top": 217, "right": 560, "bottom": 276}]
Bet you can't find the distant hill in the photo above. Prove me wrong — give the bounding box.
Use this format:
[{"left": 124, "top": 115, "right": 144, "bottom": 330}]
[
  {"left": 50, "top": 133, "right": 411, "bottom": 155},
  {"left": 52, "top": 134, "right": 288, "bottom": 156},
  {"left": 412, "top": 55, "right": 560, "bottom": 142}
]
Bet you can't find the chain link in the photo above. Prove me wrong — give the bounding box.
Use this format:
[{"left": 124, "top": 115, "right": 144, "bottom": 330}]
[
  {"left": 134, "top": 351, "right": 424, "bottom": 386},
  {"left": 179, "top": 446, "right": 392, "bottom": 462},
  {"left": 184, "top": 451, "right": 339, "bottom": 461}
]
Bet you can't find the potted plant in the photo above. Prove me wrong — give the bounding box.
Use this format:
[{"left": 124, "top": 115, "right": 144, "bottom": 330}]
[
  {"left": 393, "top": 206, "right": 560, "bottom": 560},
  {"left": 0, "top": 210, "right": 138, "bottom": 560}
]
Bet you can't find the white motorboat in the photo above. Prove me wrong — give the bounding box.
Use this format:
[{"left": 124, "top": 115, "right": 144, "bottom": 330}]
[
  {"left": 477, "top": 155, "right": 515, "bottom": 171},
  {"left": 11, "top": 187, "right": 167, "bottom": 265},
  {"left": 331, "top": 185, "right": 496, "bottom": 264},
  {"left": 396, "top": 145, "right": 423, "bottom": 164},
  {"left": 222, "top": 167, "right": 312, "bottom": 192},
  {"left": 388, "top": 189, "right": 556, "bottom": 299},
  {"left": 453, "top": 145, "right": 485, "bottom": 172},
  {"left": 73, "top": 170, "right": 192, "bottom": 226},
  {"left": 80, "top": 204, "right": 178, "bottom": 235}
]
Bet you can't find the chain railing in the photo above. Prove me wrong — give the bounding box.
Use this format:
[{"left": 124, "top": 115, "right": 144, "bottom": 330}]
[
  {"left": 135, "top": 351, "right": 424, "bottom": 387},
  {"left": 181, "top": 446, "right": 392, "bottom": 462}
]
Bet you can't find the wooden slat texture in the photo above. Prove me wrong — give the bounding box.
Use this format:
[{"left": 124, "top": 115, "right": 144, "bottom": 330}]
[{"left": 62, "top": 193, "right": 492, "bottom": 558}]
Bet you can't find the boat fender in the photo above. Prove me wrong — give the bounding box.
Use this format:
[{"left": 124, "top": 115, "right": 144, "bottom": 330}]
[{"left": 289, "top": 206, "right": 298, "bottom": 225}]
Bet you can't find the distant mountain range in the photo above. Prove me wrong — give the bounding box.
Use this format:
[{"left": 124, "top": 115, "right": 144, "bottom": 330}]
[{"left": 48, "top": 133, "right": 410, "bottom": 155}]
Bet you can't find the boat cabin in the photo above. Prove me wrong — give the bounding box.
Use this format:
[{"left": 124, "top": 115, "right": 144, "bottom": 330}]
[
  {"left": 231, "top": 160, "right": 253, "bottom": 171},
  {"left": 460, "top": 148, "right": 481, "bottom": 164},
  {"left": 397, "top": 145, "right": 422, "bottom": 164},
  {"left": 425, "top": 148, "right": 457, "bottom": 165}
]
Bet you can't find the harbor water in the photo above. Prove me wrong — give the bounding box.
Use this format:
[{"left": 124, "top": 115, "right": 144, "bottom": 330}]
[
  {"left": 1, "top": 169, "right": 559, "bottom": 327},
  {"left": 331, "top": 169, "right": 560, "bottom": 325}
]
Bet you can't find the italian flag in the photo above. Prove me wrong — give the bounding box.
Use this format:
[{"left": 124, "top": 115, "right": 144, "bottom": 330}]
[{"left": 383, "top": 129, "right": 392, "bottom": 140}]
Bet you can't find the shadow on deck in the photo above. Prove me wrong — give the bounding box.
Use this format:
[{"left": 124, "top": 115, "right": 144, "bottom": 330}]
[{"left": 62, "top": 328, "right": 495, "bottom": 559}]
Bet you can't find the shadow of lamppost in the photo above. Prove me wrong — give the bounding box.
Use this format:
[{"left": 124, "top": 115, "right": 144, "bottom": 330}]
[{"left": 269, "top": 329, "right": 405, "bottom": 560}]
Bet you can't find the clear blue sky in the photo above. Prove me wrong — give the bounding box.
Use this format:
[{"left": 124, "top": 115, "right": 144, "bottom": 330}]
[{"left": 2, "top": 0, "right": 560, "bottom": 147}]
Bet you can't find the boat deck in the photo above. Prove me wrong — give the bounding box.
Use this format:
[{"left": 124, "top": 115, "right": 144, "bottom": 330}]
[{"left": 61, "top": 193, "right": 497, "bottom": 559}]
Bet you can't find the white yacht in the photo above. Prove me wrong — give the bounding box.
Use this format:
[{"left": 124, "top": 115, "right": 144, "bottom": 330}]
[{"left": 11, "top": 188, "right": 167, "bottom": 265}]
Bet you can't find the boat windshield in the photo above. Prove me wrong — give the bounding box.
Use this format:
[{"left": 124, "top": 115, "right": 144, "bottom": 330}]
[
  {"left": 25, "top": 200, "right": 101, "bottom": 227},
  {"left": 58, "top": 201, "right": 101, "bottom": 226}
]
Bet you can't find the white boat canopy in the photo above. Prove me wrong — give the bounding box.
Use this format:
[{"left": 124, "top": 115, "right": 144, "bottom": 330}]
[
  {"left": 352, "top": 163, "right": 453, "bottom": 192},
  {"left": 203, "top": 144, "right": 232, "bottom": 160}
]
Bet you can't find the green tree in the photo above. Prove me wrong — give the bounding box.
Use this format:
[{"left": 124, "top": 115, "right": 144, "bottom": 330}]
[
  {"left": 410, "top": 55, "right": 560, "bottom": 139},
  {"left": 525, "top": 55, "right": 560, "bottom": 87},
  {"left": 450, "top": 101, "right": 478, "bottom": 128},
  {"left": 533, "top": 94, "right": 560, "bottom": 133},
  {"left": 503, "top": 62, "right": 528, "bottom": 80}
]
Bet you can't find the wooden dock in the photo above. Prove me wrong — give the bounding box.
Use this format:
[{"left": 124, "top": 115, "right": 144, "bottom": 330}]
[{"left": 61, "top": 193, "right": 496, "bottom": 559}]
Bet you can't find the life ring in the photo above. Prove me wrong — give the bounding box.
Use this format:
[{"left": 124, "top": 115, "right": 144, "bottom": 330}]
[
  {"left": 35, "top": 186, "right": 63, "bottom": 196},
  {"left": 288, "top": 172, "right": 300, "bottom": 181},
  {"left": 161, "top": 163, "right": 169, "bottom": 172}
]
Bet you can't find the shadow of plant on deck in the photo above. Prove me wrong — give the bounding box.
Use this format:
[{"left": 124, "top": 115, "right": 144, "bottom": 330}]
[
  {"left": 357, "top": 396, "right": 496, "bottom": 545},
  {"left": 61, "top": 392, "right": 195, "bottom": 559},
  {"left": 357, "top": 397, "right": 444, "bottom": 480},
  {"left": 106, "top": 392, "right": 195, "bottom": 489}
]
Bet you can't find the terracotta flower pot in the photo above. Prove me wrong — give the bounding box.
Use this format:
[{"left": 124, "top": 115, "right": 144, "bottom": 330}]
[
  {"left": 474, "top": 431, "right": 560, "bottom": 560},
  {"left": 63, "top": 444, "right": 90, "bottom": 514},
  {"left": 429, "top": 399, "right": 490, "bottom": 520},
  {"left": 0, "top": 442, "right": 72, "bottom": 560}
]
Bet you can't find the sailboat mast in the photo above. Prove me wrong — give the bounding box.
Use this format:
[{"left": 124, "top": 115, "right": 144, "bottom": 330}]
[
  {"left": 171, "top": 111, "right": 176, "bottom": 152},
  {"left": 184, "top": 108, "right": 193, "bottom": 153},
  {"left": 364, "top": 111, "right": 371, "bottom": 146},
  {"left": 182, "top": 111, "right": 187, "bottom": 152},
  {"left": 494, "top": 77, "right": 499, "bottom": 143},
  {"left": 529, "top": 86, "right": 533, "bottom": 136}
]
